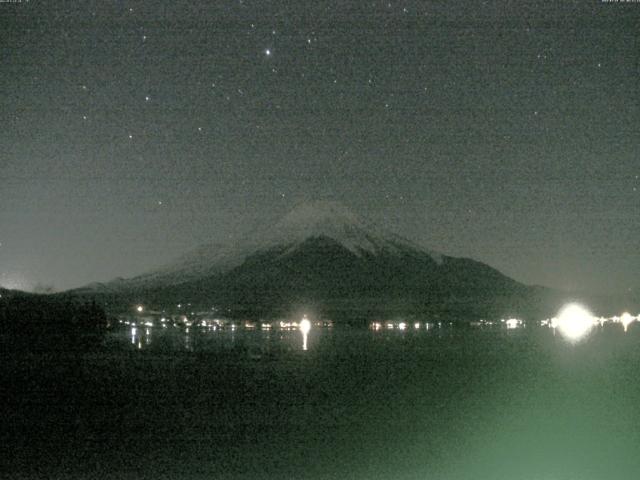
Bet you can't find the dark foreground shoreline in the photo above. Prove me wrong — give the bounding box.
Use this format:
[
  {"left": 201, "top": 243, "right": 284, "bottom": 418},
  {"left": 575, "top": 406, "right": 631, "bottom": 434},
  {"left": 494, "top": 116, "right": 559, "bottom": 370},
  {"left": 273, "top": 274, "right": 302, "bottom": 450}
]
[{"left": 4, "top": 326, "right": 640, "bottom": 480}]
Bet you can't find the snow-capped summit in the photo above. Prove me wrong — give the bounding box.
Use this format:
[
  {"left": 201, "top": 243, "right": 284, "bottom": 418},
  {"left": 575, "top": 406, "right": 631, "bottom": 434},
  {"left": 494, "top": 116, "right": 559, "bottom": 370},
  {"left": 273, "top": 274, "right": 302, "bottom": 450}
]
[
  {"left": 257, "top": 200, "right": 435, "bottom": 258},
  {"left": 85, "top": 201, "right": 440, "bottom": 290},
  {"left": 75, "top": 200, "right": 535, "bottom": 320},
  {"left": 252, "top": 201, "right": 398, "bottom": 255},
  {"left": 267, "top": 200, "right": 379, "bottom": 255}
]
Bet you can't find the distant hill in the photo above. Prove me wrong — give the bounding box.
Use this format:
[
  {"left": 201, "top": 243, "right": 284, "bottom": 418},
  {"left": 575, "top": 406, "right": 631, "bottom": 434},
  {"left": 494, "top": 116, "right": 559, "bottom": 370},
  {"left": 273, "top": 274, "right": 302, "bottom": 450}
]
[{"left": 71, "top": 201, "right": 606, "bottom": 321}]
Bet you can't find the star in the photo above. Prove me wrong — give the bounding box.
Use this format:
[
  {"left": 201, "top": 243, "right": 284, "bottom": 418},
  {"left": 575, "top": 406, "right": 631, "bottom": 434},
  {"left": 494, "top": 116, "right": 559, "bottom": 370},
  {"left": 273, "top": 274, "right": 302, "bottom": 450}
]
[
  {"left": 265, "top": 49, "right": 271, "bottom": 56},
  {"left": 128, "top": 134, "right": 133, "bottom": 139},
  {"left": 145, "top": 95, "right": 150, "bottom": 101}
]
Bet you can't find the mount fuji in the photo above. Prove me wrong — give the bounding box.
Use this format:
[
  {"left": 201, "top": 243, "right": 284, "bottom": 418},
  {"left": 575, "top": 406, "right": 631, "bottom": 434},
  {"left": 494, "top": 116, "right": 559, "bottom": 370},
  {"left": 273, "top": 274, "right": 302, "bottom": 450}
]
[{"left": 76, "top": 201, "right": 555, "bottom": 320}]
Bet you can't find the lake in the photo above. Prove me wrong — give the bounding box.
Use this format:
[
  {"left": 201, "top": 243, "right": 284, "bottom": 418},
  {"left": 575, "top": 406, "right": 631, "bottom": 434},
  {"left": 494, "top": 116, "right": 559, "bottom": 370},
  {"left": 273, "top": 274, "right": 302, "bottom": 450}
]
[{"left": 4, "top": 321, "right": 640, "bottom": 479}]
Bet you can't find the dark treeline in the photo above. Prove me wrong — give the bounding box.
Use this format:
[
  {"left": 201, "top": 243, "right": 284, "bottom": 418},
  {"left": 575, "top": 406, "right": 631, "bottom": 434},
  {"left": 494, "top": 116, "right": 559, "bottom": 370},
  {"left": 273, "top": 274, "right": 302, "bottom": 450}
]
[{"left": 0, "top": 291, "right": 108, "bottom": 352}]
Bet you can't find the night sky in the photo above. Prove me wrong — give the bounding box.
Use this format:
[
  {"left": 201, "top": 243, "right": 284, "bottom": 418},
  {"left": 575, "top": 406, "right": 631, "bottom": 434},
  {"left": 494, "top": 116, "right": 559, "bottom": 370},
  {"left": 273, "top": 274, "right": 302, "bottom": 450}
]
[{"left": 1, "top": 0, "right": 638, "bottom": 294}]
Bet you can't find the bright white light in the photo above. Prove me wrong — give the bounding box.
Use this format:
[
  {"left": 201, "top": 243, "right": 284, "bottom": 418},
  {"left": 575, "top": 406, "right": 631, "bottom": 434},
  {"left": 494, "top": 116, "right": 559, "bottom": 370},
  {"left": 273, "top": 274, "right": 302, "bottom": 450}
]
[
  {"left": 299, "top": 316, "right": 311, "bottom": 351},
  {"left": 265, "top": 48, "right": 271, "bottom": 56},
  {"left": 620, "top": 312, "right": 635, "bottom": 332},
  {"left": 299, "top": 316, "right": 311, "bottom": 334},
  {"left": 398, "top": 322, "right": 407, "bottom": 330},
  {"left": 505, "top": 318, "right": 521, "bottom": 329},
  {"left": 136, "top": 305, "right": 143, "bottom": 313},
  {"left": 556, "top": 303, "right": 594, "bottom": 341},
  {"left": 414, "top": 322, "right": 421, "bottom": 329}
]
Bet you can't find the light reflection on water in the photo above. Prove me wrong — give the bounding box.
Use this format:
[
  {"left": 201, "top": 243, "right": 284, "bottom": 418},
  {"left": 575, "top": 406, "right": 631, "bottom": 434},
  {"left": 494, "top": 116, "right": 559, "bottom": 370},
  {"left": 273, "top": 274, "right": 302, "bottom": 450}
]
[
  {"left": 24, "top": 315, "right": 640, "bottom": 480},
  {"left": 117, "top": 315, "right": 640, "bottom": 355},
  {"left": 118, "top": 302, "right": 639, "bottom": 358},
  {"left": 123, "top": 322, "right": 324, "bottom": 353}
]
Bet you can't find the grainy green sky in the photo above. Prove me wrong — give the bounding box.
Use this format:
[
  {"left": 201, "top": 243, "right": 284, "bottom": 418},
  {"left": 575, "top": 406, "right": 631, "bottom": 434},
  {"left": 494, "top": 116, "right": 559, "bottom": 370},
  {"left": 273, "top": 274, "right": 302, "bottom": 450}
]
[{"left": 1, "top": 0, "right": 638, "bottom": 294}]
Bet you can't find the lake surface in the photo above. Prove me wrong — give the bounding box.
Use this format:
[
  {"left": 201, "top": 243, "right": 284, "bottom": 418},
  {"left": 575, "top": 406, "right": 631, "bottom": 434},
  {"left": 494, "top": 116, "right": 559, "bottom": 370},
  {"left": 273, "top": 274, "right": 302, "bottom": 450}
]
[{"left": 4, "top": 322, "right": 640, "bottom": 479}]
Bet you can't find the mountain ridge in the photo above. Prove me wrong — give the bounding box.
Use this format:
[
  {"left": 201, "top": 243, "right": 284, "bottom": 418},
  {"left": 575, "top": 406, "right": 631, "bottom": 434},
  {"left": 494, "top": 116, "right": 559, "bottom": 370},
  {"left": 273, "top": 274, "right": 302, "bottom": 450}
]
[
  {"left": 81, "top": 201, "right": 445, "bottom": 292},
  {"left": 70, "top": 201, "right": 572, "bottom": 320}
]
